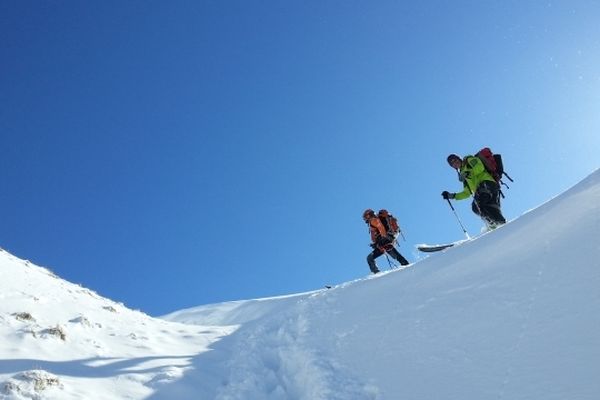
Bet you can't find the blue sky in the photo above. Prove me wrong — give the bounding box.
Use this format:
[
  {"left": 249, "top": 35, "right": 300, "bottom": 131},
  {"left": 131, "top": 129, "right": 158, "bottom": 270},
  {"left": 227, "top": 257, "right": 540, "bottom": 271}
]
[{"left": 2, "top": 1, "right": 599, "bottom": 316}]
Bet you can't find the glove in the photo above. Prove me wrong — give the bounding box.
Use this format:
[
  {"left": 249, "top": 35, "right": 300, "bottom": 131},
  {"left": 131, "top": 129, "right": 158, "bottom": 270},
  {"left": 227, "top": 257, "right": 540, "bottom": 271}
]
[
  {"left": 369, "top": 243, "right": 376, "bottom": 249},
  {"left": 441, "top": 191, "right": 455, "bottom": 200}
]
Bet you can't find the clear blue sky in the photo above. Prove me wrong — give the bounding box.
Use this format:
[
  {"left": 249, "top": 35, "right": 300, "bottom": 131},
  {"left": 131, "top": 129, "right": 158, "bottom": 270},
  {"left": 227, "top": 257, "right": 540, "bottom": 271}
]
[{"left": 2, "top": 1, "right": 599, "bottom": 316}]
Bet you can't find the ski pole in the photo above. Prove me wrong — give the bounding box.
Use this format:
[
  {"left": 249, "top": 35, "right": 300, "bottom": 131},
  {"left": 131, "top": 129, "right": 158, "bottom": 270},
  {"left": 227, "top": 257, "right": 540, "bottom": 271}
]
[
  {"left": 446, "top": 198, "right": 471, "bottom": 239},
  {"left": 384, "top": 253, "right": 396, "bottom": 270},
  {"left": 398, "top": 230, "right": 407, "bottom": 242}
]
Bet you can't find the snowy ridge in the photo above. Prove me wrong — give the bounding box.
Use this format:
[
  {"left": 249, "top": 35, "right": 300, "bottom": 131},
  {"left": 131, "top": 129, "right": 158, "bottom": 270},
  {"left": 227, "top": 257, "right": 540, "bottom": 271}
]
[
  {"left": 0, "top": 251, "right": 234, "bottom": 400},
  {"left": 162, "top": 291, "right": 317, "bottom": 326},
  {"left": 1, "top": 168, "right": 600, "bottom": 399}
]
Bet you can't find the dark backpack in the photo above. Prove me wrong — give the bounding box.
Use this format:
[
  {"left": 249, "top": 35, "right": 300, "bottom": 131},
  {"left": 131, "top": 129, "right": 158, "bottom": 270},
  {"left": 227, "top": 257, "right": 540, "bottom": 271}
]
[
  {"left": 378, "top": 209, "right": 399, "bottom": 236},
  {"left": 475, "top": 147, "right": 513, "bottom": 185}
]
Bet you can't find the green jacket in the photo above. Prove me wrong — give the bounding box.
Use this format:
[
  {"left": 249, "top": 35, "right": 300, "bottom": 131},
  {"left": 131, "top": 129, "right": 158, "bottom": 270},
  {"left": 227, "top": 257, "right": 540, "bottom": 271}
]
[{"left": 454, "top": 156, "right": 496, "bottom": 200}]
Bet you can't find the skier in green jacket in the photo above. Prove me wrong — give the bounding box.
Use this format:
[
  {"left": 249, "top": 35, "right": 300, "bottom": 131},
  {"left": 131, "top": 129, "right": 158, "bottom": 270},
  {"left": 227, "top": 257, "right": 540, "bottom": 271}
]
[{"left": 442, "top": 153, "right": 506, "bottom": 229}]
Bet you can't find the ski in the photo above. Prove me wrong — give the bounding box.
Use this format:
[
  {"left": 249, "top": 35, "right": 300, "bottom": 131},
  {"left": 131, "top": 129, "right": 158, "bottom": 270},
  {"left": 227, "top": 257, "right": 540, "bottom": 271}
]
[
  {"left": 417, "top": 238, "right": 471, "bottom": 253},
  {"left": 416, "top": 243, "right": 455, "bottom": 252}
]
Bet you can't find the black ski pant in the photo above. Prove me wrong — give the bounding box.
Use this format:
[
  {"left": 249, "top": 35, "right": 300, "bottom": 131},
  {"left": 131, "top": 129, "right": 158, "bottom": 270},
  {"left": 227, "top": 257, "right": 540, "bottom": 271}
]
[
  {"left": 367, "top": 242, "right": 409, "bottom": 273},
  {"left": 472, "top": 180, "right": 506, "bottom": 226}
]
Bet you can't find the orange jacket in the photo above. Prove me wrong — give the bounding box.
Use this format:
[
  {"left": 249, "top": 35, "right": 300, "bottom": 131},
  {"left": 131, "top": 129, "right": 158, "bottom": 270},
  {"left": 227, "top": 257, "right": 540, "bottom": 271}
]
[{"left": 367, "top": 216, "right": 387, "bottom": 242}]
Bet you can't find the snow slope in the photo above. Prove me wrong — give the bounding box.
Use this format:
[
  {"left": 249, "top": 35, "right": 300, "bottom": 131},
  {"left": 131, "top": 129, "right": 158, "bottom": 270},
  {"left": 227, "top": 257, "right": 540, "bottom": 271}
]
[
  {"left": 0, "top": 252, "right": 235, "bottom": 399},
  {"left": 1, "top": 168, "right": 599, "bottom": 399},
  {"left": 161, "top": 169, "right": 600, "bottom": 400}
]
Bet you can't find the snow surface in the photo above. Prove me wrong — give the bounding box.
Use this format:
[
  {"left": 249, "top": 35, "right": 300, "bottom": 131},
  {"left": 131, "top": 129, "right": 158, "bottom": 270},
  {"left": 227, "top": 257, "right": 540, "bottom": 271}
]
[{"left": 1, "top": 169, "right": 599, "bottom": 399}]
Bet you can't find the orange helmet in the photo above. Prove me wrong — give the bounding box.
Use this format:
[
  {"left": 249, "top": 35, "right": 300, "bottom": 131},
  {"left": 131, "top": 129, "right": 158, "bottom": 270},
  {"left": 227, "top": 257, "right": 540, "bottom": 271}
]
[{"left": 362, "top": 208, "right": 375, "bottom": 221}]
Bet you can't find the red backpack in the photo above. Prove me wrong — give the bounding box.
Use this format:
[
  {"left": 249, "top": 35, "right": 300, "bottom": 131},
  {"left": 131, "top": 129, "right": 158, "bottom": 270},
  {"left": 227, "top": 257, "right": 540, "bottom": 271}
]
[{"left": 475, "top": 147, "right": 513, "bottom": 185}]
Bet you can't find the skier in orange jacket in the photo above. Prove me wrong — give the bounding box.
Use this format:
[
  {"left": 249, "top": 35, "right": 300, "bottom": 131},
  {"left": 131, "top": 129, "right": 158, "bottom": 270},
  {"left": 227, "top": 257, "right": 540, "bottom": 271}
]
[{"left": 363, "top": 209, "right": 409, "bottom": 274}]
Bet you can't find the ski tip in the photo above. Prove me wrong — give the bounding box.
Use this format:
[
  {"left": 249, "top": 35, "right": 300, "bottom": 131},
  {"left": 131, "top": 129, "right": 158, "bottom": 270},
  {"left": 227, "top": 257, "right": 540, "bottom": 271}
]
[{"left": 416, "top": 243, "right": 455, "bottom": 253}]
